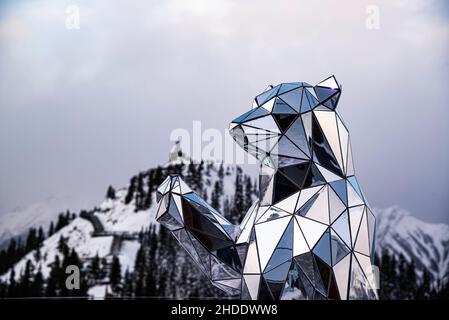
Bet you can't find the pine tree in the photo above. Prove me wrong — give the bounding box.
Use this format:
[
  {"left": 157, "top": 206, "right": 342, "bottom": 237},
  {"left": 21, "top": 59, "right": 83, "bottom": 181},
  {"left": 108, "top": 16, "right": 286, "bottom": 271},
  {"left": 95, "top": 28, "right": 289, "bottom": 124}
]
[
  {"left": 253, "top": 177, "right": 258, "bottom": 195},
  {"left": 135, "top": 174, "right": 145, "bottom": 211},
  {"left": 25, "top": 228, "right": 37, "bottom": 252},
  {"left": 122, "top": 269, "right": 134, "bottom": 298},
  {"left": 405, "top": 259, "right": 417, "bottom": 299},
  {"left": 125, "top": 176, "right": 137, "bottom": 205},
  {"left": 186, "top": 160, "right": 196, "bottom": 187},
  {"left": 397, "top": 254, "right": 407, "bottom": 299},
  {"left": 31, "top": 267, "right": 44, "bottom": 297},
  {"left": 106, "top": 185, "right": 116, "bottom": 200},
  {"left": 435, "top": 279, "right": 449, "bottom": 299},
  {"left": 0, "top": 238, "right": 24, "bottom": 275},
  {"left": 55, "top": 213, "right": 64, "bottom": 230},
  {"left": 211, "top": 181, "right": 221, "bottom": 211},
  {"left": 144, "top": 175, "right": 153, "bottom": 209},
  {"left": 244, "top": 175, "right": 253, "bottom": 213},
  {"left": 144, "top": 261, "right": 156, "bottom": 297},
  {"left": 110, "top": 255, "right": 122, "bottom": 291},
  {"left": 55, "top": 212, "right": 72, "bottom": 231},
  {"left": 417, "top": 268, "right": 432, "bottom": 299},
  {"left": 65, "top": 250, "right": 89, "bottom": 297},
  {"left": 177, "top": 162, "right": 185, "bottom": 178},
  {"left": 57, "top": 235, "right": 69, "bottom": 257},
  {"left": 90, "top": 253, "right": 101, "bottom": 281},
  {"left": 133, "top": 243, "right": 146, "bottom": 297},
  {"left": 205, "top": 162, "right": 212, "bottom": 176},
  {"left": 19, "top": 260, "right": 33, "bottom": 296},
  {"left": 0, "top": 280, "right": 7, "bottom": 298},
  {"left": 34, "top": 247, "right": 42, "bottom": 261},
  {"left": 65, "top": 210, "right": 72, "bottom": 224},
  {"left": 378, "top": 250, "right": 395, "bottom": 299},
  {"left": 8, "top": 268, "right": 16, "bottom": 297},
  {"left": 223, "top": 196, "right": 231, "bottom": 221},
  {"left": 37, "top": 227, "right": 45, "bottom": 245},
  {"left": 195, "top": 160, "right": 204, "bottom": 192},
  {"left": 158, "top": 271, "right": 167, "bottom": 297},
  {"left": 153, "top": 166, "right": 164, "bottom": 186},
  {"left": 48, "top": 221, "right": 55, "bottom": 237},
  {"left": 46, "top": 255, "right": 62, "bottom": 297},
  {"left": 231, "top": 166, "right": 244, "bottom": 223},
  {"left": 218, "top": 162, "right": 224, "bottom": 180}
]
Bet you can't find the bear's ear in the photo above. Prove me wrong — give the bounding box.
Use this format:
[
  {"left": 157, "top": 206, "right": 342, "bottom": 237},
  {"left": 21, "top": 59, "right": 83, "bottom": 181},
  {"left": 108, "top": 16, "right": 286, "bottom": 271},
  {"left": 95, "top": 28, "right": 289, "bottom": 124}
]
[{"left": 314, "top": 75, "right": 341, "bottom": 110}]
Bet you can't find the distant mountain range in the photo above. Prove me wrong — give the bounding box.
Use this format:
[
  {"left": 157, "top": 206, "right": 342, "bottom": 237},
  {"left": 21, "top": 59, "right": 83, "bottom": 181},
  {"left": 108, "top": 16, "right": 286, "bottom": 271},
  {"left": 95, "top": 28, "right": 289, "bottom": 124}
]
[
  {"left": 0, "top": 196, "right": 73, "bottom": 248},
  {"left": 1, "top": 158, "right": 448, "bottom": 296},
  {"left": 374, "top": 206, "right": 449, "bottom": 283}
]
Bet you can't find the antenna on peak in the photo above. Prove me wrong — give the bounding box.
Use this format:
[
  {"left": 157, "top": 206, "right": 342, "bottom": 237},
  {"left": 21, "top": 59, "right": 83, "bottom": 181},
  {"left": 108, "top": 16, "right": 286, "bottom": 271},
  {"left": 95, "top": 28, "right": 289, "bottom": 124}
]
[{"left": 169, "top": 139, "right": 184, "bottom": 162}]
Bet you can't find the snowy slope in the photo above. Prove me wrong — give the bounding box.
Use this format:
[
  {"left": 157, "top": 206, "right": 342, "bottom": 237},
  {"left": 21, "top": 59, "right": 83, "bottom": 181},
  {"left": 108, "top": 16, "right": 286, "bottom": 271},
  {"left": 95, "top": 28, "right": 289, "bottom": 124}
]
[
  {"left": 375, "top": 206, "right": 449, "bottom": 282},
  {"left": 0, "top": 217, "right": 113, "bottom": 281},
  {"left": 0, "top": 189, "right": 149, "bottom": 282},
  {"left": 0, "top": 159, "right": 241, "bottom": 290},
  {"left": 97, "top": 189, "right": 155, "bottom": 233},
  {"left": 2, "top": 158, "right": 448, "bottom": 293},
  {"left": 0, "top": 196, "right": 73, "bottom": 247}
]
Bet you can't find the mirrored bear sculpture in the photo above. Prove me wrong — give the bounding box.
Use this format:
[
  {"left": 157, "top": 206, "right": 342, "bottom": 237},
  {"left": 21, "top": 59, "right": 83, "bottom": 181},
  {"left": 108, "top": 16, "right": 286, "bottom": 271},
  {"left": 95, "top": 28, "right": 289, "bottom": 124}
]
[{"left": 155, "top": 76, "right": 377, "bottom": 300}]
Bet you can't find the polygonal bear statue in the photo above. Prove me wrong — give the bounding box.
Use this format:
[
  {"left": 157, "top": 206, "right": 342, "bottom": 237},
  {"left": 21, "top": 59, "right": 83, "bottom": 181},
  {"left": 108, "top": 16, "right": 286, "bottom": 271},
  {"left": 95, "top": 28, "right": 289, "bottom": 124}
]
[{"left": 155, "top": 76, "right": 378, "bottom": 300}]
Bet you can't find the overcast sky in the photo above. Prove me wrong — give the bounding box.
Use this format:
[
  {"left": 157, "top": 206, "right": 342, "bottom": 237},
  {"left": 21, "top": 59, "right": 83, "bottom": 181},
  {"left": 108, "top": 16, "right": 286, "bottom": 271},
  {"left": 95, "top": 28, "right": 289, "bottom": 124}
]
[{"left": 0, "top": 0, "right": 448, "bottom": 223}]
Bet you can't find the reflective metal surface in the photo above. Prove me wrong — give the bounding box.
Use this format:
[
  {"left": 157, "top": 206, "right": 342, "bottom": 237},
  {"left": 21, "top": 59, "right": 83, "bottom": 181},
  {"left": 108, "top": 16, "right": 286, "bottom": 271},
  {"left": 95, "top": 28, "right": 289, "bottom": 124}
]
[{"left": 156, "top": 76, "right": 377, "bottom": 300}]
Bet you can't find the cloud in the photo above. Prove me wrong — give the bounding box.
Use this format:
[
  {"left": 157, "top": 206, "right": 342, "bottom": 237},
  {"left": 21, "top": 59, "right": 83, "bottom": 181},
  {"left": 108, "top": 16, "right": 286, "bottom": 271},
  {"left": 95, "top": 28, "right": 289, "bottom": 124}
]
[{"left": 0, "top": 0, "right": 448, "bottom": 223}]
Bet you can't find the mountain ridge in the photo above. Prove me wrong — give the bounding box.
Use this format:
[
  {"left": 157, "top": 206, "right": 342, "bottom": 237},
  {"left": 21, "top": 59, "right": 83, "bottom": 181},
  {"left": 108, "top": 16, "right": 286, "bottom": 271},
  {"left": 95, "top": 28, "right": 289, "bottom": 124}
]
[
  {"left": 374, "top": 206, "right": 449, "bottom": 282},
  {"left": 1, "top": 159, "right": 448, "bottom": 297}
]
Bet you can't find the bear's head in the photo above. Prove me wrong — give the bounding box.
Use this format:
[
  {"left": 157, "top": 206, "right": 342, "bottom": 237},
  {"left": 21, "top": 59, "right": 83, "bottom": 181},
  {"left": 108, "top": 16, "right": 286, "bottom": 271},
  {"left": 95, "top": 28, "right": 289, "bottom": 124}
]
[{"left": 229, "top": 76, "right": 351, "bottom": 179}]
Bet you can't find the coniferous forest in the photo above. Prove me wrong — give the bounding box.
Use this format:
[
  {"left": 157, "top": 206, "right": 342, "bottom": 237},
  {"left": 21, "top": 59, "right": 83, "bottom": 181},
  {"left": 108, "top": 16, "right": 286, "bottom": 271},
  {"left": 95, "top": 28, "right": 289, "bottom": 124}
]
[{"left": 0, "top": 161, "right": 447, "bottom": 300}]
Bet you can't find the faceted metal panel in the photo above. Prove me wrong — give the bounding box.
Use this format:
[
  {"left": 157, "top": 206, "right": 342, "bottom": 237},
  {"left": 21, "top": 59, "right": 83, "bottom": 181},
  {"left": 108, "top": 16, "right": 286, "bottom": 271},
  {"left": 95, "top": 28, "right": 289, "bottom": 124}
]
[{"left": 156, "top": 76, "right": 377, "bottom": 300}]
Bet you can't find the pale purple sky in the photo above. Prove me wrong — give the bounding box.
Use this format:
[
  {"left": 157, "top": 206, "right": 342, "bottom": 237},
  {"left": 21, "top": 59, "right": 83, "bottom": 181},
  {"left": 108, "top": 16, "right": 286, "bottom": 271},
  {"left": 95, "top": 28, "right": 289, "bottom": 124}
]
[{"left": 0, "top": 0, "right": 448, "bottom": 223}]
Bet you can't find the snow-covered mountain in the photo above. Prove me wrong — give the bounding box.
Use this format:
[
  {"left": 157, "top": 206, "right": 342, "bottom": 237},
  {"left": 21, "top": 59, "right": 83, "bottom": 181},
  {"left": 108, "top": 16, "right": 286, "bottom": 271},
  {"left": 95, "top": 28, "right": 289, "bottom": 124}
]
[
  {"left": 0, "top": 188, "right": 152, "bottom": 297},
  {"left": 0, "top": 159, "right": 244, "bottom": 297},
  {"left": 0, "top": 196, "right": 83, "bottom": 248},
  {"left": 374, "top": 206, "right": 449, "bottom": 283},
  {"left": 1, "top": 158, "right": 448, "bottom": 296}
]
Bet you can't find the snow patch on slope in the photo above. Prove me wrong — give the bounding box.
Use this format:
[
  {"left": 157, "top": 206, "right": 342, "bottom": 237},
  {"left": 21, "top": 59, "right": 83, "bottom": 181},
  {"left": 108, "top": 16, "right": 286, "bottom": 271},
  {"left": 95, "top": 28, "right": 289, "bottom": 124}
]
[
  {"left": 0, "top": 196, "right": 72, "bottom": 246},
  {"left": 118, "top": 240, "right": 140, "bottom": 275},
  {"left": 3, "top": 158, "right": 448, "bottom": 294},
  {"left": 96, "top": 189, "right": 155, "bottom": 233},
  {"left": 1, "top": 218, "right": 113, "bottom": 281},
  {"left": 375, "top": 206, "right": 449, "bottom": 281}
]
